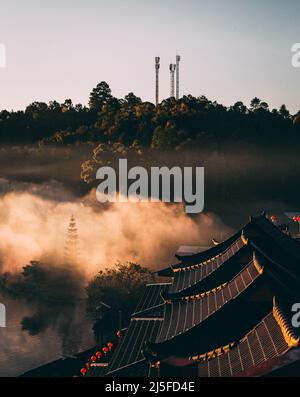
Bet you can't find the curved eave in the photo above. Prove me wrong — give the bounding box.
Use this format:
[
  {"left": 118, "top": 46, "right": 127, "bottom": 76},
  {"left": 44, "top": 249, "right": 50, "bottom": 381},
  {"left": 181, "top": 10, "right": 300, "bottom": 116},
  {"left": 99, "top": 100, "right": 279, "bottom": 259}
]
[
  {"left": 175, "top": 229, "right": 241, "bottom": 264},
  {"left": 158, "top": 230, "right": 244, "bottom": 277},
  {"left": 151, "top": 260, "right": 262, "bottom": 354},
  {"left": 165, "top": 237, "right": 247, "bottom": 299}
]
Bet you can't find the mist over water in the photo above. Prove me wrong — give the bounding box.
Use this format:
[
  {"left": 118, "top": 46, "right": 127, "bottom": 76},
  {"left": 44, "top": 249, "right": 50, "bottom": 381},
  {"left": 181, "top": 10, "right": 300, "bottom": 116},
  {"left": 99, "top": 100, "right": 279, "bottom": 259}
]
[
  {"left": 1, "top": 144, "right": 300, "bottom": 276},
  {"left": 0, "top": 181, "right": 232, "bottom": 275}
]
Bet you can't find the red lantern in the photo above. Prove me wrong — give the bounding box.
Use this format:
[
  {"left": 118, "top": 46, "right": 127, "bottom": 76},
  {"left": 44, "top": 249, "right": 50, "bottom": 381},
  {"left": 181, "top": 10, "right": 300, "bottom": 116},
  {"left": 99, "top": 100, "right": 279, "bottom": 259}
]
[
  {"left": 91, "top": 355, "right": 97, "bottom": 363},
  {"left": 80, "top": 368, "right": 87, "bottom": 376},
  {"left": 102, "top": 347, "right": 109, "bottom": 354},
  {"left": 271, "top": 215, "right": 276, "bottom": 222},
  {"left": 96, "top": 351, "right": 102, "bottom": 358},
  {"left": 85, "top": 362, "right": 90, "bottom": 369},
  {"left": 107, "top": 342, "right": 113, "bottom": 350}
]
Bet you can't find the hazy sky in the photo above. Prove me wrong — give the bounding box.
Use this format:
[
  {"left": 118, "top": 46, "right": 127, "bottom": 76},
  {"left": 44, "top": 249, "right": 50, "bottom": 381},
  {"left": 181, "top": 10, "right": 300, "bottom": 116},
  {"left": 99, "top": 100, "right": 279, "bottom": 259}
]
[{"left": 0, "top": 0, "right": 299, "bottom": 112}]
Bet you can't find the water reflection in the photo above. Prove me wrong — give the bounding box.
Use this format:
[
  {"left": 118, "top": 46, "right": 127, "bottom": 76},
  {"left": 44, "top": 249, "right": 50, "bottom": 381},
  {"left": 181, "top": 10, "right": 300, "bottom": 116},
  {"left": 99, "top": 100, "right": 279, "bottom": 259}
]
[{"left": 0, "top": 294, "right": 94, "bottom": 377}]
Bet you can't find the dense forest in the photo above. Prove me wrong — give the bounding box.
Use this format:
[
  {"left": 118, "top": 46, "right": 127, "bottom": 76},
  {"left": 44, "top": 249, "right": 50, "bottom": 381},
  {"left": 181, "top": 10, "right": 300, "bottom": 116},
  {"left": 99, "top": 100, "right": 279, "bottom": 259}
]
[
  {"left": 1, "top": 81, "right": 300, "bottom": 185},
  {"left": 1, "top": 81, "right": 300, "bottom": 148}
]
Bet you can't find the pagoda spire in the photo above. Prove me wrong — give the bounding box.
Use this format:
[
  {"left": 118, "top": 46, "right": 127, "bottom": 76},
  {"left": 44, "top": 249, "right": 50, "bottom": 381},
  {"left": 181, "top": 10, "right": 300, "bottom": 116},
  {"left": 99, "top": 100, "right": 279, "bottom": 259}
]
[{"left": 64, "top": 214, "right": 79, "bottom": 264}]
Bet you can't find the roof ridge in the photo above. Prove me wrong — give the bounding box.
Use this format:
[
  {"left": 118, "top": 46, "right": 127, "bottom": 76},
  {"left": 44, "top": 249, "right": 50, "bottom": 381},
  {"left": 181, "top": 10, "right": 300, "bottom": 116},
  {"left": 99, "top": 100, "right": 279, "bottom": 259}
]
[
  {"left": 131, "top": 303, "right": 165, "bottom": 318},
  {"left": 175, "top": 258, "right": 258, "bottom": 302},
  {"left": 174, "top": 235, "right": 245, "bottom": 274}
]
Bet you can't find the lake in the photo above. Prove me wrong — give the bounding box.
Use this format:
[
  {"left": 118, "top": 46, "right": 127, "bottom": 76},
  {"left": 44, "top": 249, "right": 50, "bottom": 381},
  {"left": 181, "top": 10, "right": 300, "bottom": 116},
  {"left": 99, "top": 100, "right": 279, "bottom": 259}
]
[{"left": 0, "top": 293, "right": 95, "bottom": 377}]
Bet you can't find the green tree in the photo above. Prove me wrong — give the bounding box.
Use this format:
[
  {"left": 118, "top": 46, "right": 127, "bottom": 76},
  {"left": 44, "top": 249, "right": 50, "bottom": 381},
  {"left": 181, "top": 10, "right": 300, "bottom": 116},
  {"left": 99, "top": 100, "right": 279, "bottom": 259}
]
[
  {"left": 279, "top": 104, "right": 290, "bottom": 119},
  {"left": 89, "top": 81, "right": 112, "bottom": 111},
  {"left": 250, "top": 97, "right": 261, "bottom": 111},
  {"left": 125, "top": 92, "right": 142, "bottom": 106},
  {"left": 86, "top": 262, "right": 154, "bottom": 320},
  {"left": 231, "top": 101, "right": 247, "bottom": 113}
]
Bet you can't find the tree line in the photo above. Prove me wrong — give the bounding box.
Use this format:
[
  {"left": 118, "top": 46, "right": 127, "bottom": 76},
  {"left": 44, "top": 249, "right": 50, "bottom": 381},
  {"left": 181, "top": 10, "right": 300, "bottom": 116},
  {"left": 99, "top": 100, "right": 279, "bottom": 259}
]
[{"left": 0, "top": 81, "right": 299, "bottom": 147}]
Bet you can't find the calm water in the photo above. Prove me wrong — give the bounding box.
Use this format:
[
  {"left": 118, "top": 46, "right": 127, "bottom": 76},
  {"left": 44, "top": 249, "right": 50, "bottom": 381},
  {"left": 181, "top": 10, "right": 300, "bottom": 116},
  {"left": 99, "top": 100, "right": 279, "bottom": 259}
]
[{"left": 0, "top": 294, "right": 95, "bottom": 377}]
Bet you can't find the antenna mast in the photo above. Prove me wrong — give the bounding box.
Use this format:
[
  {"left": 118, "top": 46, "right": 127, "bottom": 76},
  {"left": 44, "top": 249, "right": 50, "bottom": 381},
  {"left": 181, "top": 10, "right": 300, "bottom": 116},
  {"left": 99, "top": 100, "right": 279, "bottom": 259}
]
[
  {"left": 176, "top": 55, "right": 180, "bottom": 100},
  {"left": 169, "top": 64, "right": 176, "bottom": 98},
  {"left": 155, "top": 57, "right": 160, "bottom": 106}
]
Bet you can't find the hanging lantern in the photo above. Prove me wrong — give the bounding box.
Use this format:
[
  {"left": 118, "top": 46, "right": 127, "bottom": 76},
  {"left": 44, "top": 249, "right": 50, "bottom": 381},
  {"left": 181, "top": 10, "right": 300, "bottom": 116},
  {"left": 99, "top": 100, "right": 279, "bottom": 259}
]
[
  {"left": 102, "top": 347, "right": 109, "bottom": 354},
  {"left": 271, "top": 215, "right": 276, "bottom": 223},
  {"left": 107, "top": 342, "right": 113, "bottom": 350},
  {"left": 85, "top": 362, "right": 90, "bottom": 369},
  {"left": 96, "top": 351, "right": 102, "bottom": 358},
  {"left": 91, "top": 355, "right": 97, "bottom": 363},
  {"left": 80, "top": 368, "right": 87, "bottom": 376}
]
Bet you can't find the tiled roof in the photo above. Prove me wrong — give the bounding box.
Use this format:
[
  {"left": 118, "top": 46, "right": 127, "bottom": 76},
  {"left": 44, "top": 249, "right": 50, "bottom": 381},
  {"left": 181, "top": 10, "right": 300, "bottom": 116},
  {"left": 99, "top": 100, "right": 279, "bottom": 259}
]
[
  {"left": 132, "top": 283, "right": 170, "bottom": 316},
  {"left": 156, "top": 259, "right": 261, "bottom": 343},
  {"left": 168, "top": 237, "right": 245, "bottom": 294},
  {"left": 194, "top": 303, "right": 299, "bottom": 377},
  {"left": 107, "top": 319, "right": 161, "bottom": 375}
]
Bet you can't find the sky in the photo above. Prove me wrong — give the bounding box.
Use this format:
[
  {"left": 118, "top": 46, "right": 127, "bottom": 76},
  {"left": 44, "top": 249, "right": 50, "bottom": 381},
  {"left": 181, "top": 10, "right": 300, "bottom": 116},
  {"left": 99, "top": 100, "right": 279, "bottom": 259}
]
[{"left": 0, "top": 0, "right": 299, "bottom": 112}]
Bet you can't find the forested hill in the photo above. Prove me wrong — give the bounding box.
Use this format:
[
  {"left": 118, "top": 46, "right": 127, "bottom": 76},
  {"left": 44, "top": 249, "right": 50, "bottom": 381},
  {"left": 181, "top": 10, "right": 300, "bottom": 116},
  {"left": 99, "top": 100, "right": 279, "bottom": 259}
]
[{"left": 0, "top": 81, "right": 300, "bottom": 148}]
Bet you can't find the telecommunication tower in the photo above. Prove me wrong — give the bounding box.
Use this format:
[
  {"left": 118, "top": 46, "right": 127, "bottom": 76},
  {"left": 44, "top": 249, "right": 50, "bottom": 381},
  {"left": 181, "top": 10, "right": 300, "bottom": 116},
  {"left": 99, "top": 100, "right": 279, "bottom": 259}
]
[
  {"left": 176, "top": 55, "right": 180, "bottom": 100},
  {"left": 155, "top": 57, "right": 160, "bottom": 106},
  {"left": 169, "top": 64, "right": 176, "bottom": 98}
]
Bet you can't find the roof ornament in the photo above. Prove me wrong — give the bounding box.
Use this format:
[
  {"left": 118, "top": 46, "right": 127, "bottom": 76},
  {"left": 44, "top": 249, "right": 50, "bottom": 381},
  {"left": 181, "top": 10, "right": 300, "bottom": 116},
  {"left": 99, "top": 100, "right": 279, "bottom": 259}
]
[
  {"left": 241, "top": 230, "right": 249, "bottom": 245},
  {"left": 185, "top": 282, "right": 228, "bottom": 301},
  {"left": 253, "top": 251, "right": 264, "bottom": 275},
  {"left": 190, "top": 342, "right": 236, "bottom": 362},
  {"left": 273, "top": 297, "right": 300, "bottom": 348},
  {"left": 212, "top": 238, "right": 219, "bottom": 246}
]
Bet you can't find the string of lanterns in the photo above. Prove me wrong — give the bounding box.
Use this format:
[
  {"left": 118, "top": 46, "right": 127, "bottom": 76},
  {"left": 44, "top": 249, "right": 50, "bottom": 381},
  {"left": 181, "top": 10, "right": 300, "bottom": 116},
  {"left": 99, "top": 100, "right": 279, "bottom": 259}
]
[
  {"left": 293, "top": 215, "right": 300, "bottom": 236},
  {"left": 79, "top": 341, "right": 114, "bottom": 377}
]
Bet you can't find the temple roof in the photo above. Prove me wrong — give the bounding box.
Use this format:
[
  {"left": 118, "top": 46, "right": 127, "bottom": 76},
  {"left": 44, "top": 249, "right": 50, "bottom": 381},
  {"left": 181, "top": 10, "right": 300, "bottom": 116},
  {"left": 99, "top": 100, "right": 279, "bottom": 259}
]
[
  {"left": 158, "top": 230, "right": 241, "bottom": 277},
  {"left": 155, "top": 258, "right": 262, "bottom": 345},
  {"left": 193, "top": 301, "right": 299, "bottom": 377},
  {"left": 106, "top": 359, "right": 150, "bottom": 377},
  {"left": 158, "top": 214, "right": 300, "bottom": 279},
  {"left": 131, "top": 283, "right": 170, "bottom": 317},
  {"left": 253, "top": 215, "right": 300, "bottom": 260},
  {"left": 106, "top": 318, "right": 161, "bottom": 376},
  {"left": 166, "top": 237, "right": 246, "bottom": 298},
  {"left": 79, "top": 215, "right": 300, "bottom": 378}
]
